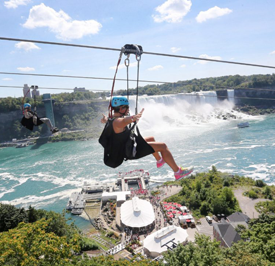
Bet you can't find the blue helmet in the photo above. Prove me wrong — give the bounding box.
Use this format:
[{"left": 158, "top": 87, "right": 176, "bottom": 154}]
[
  {"left": 111, "top": 96, "right": 129, "bottom": 107},
  {"left": 24, "top": 103, "right": 31, "bottom": 109}
]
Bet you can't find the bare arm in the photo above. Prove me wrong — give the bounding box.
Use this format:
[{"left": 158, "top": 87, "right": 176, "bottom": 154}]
[
  {"left": 113, "top": 108, "right": 144, "bottom": 130},
  {"left": 101, "top": 114, "right": 108, "bottom": 124}
]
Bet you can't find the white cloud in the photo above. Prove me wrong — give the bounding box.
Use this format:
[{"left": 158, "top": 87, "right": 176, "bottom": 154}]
[
  {"left": 196, "top": 6, "right": 232, "bottom": 23},
  {"left": 171, "top": 47, "right": 181, "bottom": 53},
  {"left": 180, "top": 64, "right": 186, "bottom": 68},
  {"left": 197, "top": 54, "right": 221, "bottom": 64},
  {"left": 4, "top": 0, "right": 31, "bottom": 9},
  {"left": 148, "top": 65, "right": 163, "bottom": 71},
  {"left": 2, "top": 78, "right": 12, "bottom": 81},
  {"left": 270, "top": 51, "right": 275, "bottom": 55},
  {"left": 17, "top": 67, "right": 35, "bottom": 72},
  {"left": 22, "top": 3, "right": 102, "bottom": 40},
  {"left": 15, "top": 42, "right": 40, "bottom": 51},
  {"left": 153, "top": 0, "right": 192, "bottom": 23},
  {"left": 110, "top": 62, "right": 137, "bottom": 70}
]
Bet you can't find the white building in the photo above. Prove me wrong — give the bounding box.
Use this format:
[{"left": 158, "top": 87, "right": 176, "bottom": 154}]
[
  {"left": 23, "top": 84, "right": 31, "bottom": 98},
  {"left": 143, "top": 225, "right": 188, "bottom": 258},
  {"left": 120, "top": 196, "right": 155, "bottom": 228},
  {"left": 31, "top": 85, "right": 40, "bottom": 98},
  {"left": 74, "top": 87, "right": 87, "bottom": 92}
]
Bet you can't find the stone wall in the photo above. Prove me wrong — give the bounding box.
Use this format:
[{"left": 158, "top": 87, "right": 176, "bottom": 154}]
[{"left": 234, "top": 88, "right": 275, "bottom": 107}]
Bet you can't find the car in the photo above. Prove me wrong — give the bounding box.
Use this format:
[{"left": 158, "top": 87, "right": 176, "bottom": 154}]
[
  {"left": 212, "top": 215, "right": 218, "bottom": 222},
  {"left": 206, "top": 216, "right": 213, "bottom": 224}
]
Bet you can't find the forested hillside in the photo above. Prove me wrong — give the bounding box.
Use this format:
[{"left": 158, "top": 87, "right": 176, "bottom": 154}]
[{"left": 1, "top": 73, "right": 275, "bottom": 142}]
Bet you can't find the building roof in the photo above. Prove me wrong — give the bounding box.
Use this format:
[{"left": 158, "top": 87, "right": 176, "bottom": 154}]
[
  {"left": 227, "top": 212, "right": 250, "bottom": 223},
  {"left": 213, "top": 223, "right": 241, "bottom": 247},
  {"left": 120, "top": 196, "right": 155, "bottom": 228},
  {"left": 102, "top": 191, "right": 131, "bottom": 202},
  {"left": 143, "top": 225, "right": 188, "bottom": 255}
]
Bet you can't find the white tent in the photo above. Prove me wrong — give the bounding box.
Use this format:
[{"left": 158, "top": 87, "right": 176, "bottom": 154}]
[
  {"left": 178, "top": 214, "right": 194, "bottom": 223},
  {"left": 180, "top": 206, "right": 189, "bottom": 212},
  {"left": 120, "top": 196, "right": 155, "bottom": 228},
  {"left": 143, "top": 225, "right": 188, "bottom": 258}
]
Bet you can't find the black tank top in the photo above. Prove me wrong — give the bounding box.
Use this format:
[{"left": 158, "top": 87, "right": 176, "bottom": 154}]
[{"left": 99, "top": 118, "right": 154, "bottom": 168}]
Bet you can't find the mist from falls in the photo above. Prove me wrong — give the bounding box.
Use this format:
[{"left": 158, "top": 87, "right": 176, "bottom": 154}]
[{"left": 126, "top": 91, "right": 248, "bottom": 137}]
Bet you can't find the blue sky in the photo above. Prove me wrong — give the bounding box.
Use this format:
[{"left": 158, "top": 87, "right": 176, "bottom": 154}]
[{"left": 1, "top": 0, "right": 275, "bottom": 97}]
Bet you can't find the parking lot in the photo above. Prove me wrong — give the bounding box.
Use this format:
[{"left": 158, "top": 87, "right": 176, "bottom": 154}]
[
  {"left": 196, "top": 217, "right": 215, "bottom": 240},
  {"left": 186, "top": 227, "right": 198, "bottom": 242}
]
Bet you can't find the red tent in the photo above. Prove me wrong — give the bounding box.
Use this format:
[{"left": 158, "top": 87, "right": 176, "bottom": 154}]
[{"left": 172, "top": 210, "right": 177, "bottom": 214}]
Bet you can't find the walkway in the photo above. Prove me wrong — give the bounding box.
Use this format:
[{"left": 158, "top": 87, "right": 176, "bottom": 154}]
[{"left": 234, "top": 187, "right": 270, "bottom": 219}]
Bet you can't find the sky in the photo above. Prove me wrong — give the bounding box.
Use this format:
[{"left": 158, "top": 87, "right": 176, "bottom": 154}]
[{"left": 1, "top": 0, "right": 275, "bottom": 98}]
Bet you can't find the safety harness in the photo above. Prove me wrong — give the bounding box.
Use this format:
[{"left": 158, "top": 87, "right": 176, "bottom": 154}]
[{"left": 108, "top": 44, "right": 143, "bottom": 118}]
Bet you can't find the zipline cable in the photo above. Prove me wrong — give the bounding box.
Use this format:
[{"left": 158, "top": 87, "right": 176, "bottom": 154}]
[
  {"left": 1, "top": 37, "right": 275, "bottom": 69},
  {"left": 1, "top": 85, "right": 275, "bottom": 102},
  {"left": 0, "top": 71, "right": 170, "bottom": 84},
  {"left": 1, "top": 84, "right": 275, "bottom": 93}
]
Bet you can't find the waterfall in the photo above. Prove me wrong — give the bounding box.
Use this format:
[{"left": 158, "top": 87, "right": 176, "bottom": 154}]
[
  {"left": 227, "top": 89, "right": 235, "bottom": 104},
  {"left": 124, "top": 91, "right": 239, "bottom": 134}
]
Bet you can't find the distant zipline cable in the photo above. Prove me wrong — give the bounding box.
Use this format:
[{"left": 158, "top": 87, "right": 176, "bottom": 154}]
[
  {"left": 1, "top": 85, "right": 275, "bottom": 102},
  {"left": 0, "top": 71, "right": 169, "bottom": 84},
  {"left": 1, "top": 84, "right": 275, "bottom": 93},
  {"left": 1, "top": 71, "right": 275, "bottom": 93},
  {"left": 1, "top": 37, "right": 275, "bottom": 69}
]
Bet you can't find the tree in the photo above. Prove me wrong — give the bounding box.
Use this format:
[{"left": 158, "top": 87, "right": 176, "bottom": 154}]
[
  {"left": 212, "top": 196, "right": 227, "bottom": 215},
  {"left": 163, "top": 234, "right": 223, "bottom": 266},
  {"left": 0, "top": 219, "right": 80, "bottom": 265},
  {"left": 0, "top": 204, "right": 28, "bottom": 232},
  {"left": 221, "top": 240, "right": 270, "bottom": 266},
  {"left": 255, "top": 180, "right": 265, "bottom": 187}
]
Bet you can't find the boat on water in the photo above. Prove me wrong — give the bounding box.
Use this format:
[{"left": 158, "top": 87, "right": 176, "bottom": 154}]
[
  {"left": 16, "top": 143, "right": 29, "bottom": 148},
  {"left": 71, "top": 193, "right": 85, "bottom": 215},
  {"left": 15, "top": 141, "right": 35, "bottom": 148},
  {"left": 237, "top": 122, "right": 249, "bottom": 128},
  {"left": 66, "top": 192, "right": 79, "bottom": 210}
]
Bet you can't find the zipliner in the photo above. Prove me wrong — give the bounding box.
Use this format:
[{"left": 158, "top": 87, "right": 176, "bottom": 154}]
[
  {"left": 21, "top": 103, "right": 59, "bottom": 134},
  {"left": 100, "top": 96, "right": 193, "bottom": 181}
]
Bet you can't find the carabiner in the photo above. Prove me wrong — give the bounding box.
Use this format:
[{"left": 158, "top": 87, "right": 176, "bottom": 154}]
[
  {"left": 125, "top": 55, "right": 130, "bottom": 67},
  {"left": 136, "top": 55, "right": 141, "bottom": 61}
]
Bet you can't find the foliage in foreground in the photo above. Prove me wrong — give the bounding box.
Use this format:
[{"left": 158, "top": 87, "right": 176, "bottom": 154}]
[
  {"left": 0, "top": 204, "right": 99, "bottom": 252},
  {"left": 0, "top": 218, "right": 80, "bottom": 266}
]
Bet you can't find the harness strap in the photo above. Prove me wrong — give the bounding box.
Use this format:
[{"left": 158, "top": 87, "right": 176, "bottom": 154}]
[
  {"left": 31, "top": 85, "right": 38, "bottom": 114},
  {"left": 108, "top": 51, "right": 123, "bottom": 118},
  {"left": 109, "top": 44, "right": 143, "bottom": 117},
  {"left": 22, "top": 87, "right": 31, "bottom": 114}
]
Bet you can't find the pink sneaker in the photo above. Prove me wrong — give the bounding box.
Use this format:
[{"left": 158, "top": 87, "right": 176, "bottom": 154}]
[
  {"left": 174, "top": 167, "right": 194, "bottom": 181},
  {"left": 157, "top": 158, "right": 166, "bottom": 168}
]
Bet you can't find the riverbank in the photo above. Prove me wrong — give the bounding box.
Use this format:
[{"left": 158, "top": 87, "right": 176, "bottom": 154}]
[{"left": 234, "top": 105, "right": 275, "bottom": 115}]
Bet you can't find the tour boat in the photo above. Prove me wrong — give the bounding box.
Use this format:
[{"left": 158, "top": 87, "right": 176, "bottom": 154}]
[{"left": 237, "top": 122, "right": 249, "bottom": 128}]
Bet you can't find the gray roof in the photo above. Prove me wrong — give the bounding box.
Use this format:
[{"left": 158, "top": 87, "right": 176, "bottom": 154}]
[
  {"left": 213, "top": 223, "right": 241, "bottom": 247},
  {"left": 227, "top": 212, "right": 250, "bottom": 223}
]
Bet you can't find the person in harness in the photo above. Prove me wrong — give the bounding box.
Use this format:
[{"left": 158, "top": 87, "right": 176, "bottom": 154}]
[
  {"left": 100, "top": 96, "right": 193, "bottom": 180},
  {"left": 21, "top": 103, "right": 59, "bottom": 134}
]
